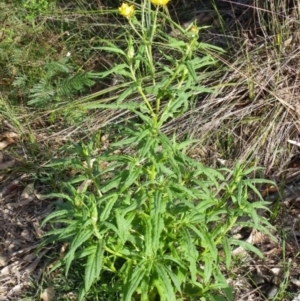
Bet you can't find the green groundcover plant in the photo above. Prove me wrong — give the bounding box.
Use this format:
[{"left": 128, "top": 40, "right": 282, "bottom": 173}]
[{"left": 41, "top": 1, "right": 275, "bottom": 300}]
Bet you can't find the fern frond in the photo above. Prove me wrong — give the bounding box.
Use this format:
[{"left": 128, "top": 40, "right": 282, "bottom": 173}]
[
  {"left": 28, "top": 78, "right": 55, "bottom": 105},
  {"left": 27, "top": 56, "right": 95, "bottom": 106},
  {"left": 12, "top": 75, "right": 28, "bottom": 88},
  {"left": 56, "top": 72, "right": 95, "bottom": 96},
  {"left": 46, "top": 61, "right": 70, "bottom": 78}
]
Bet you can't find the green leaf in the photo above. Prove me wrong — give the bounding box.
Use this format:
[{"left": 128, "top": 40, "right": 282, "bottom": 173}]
[
  {"left": 123, "top": 262, "right": 147, "bottom": 301},
  {"left": 40, "top": 192, "right": 73, "bottom": 202},
  {"left": 154, "top": 264, "right": 177, "bottom": 301},
  {"left": 192, "top": 56, "right": 216, "bottom": 70},
  {"left": 230, "top": 239, "right": 264, "bottom": 258},
  {"left": 113, "top": 69, "right": 132, "bottom": 79},
  {"left": 194, "top": 165, "right": 224, "bottom": 182},
  {"left": 100, "top": 193, "right": 118, "bottom": 221},
  {"left": 81, "top": 102, "right": 138, "bottom": 111},
  {"left": 159, "top": 97, "right": 187, "bottom": 126},
  {"left": 75, "top": 246, "right": 96, "bottom": 259},
  {"left": 240, "top": 166, "right": 263, "bottom": 176},
  {"left": 101, "top": 174, "right": 122, "bottom": 193},
  {"left": 48, "top": 259, "right": 63, "bottom": 273},
  {"left": 68, "top": 174, "right": 89, "bottom": 185},
  {"left": 188, "top": 224, "right": 218, "bottom": 260},
  {"left": 184, "top": 282, "right": 203, "bottom": 296},
  {"left": 93, "top": 46, "right": 126, "bottom": 56},
  {"left": 115, "top": 209, "right": 134, "bottom": 242},
  {"left": 142, "top": 212, "right": 153, "bottom": 257},
  {"left": 219, "top": 286, "right": 234, "bottom": 301},
  {"left": 170, "top": 182, "right": 198, "bottom": 198},
  {"left": 132, "top": 108, "right": 153, "bottom": 124},
  {"left": 248, "top": 205, "right": 259, "bottom": 227},
  {"left": 162, "top": 264, "right": 182, "bottom": 295},
  {"left": 243, "top": 181, "right": 266, "bottom": 201},
  {"left": 181, "top": 228, "right": 197, "bottom": 282},
  {"left": 84, "top": 239, "right": 104, "bottom": 292},
  {"left": 185, "top": 60, "right": 198, "bottom": 82},
  {"left": 91, "top": 63, "right": 128, "bottom": 78},
  {"left": 195, "top": 199, "right": 216, "bottom": 214},
  {"left": 116, "top": 83, "right": 136, "bottom": 104},
  {"left": 139, "top": 278, "right": 151, "bottom": 301},
  {"left": 198, "top": 41, "right": 224, "bottom": 53},
  {"left": 203, "top": 255, "right": 213, "bottom": 284},
  {"left": 103, "top": 221, "right": 123, "bottom": 240},
  {"left": 78, "top": 286, "right": 86, "bottom": 301},
  {"left": 208, "top": 293, "right": 232, "bottom": 301},
  {"left": 42, "top": 227, "right": 67, "bottom": 239},
  {"left": 99, "top": 154, "right": 135, "bottom": 163},
  {"left": 64, "top": 225, "right": 93, "bottom": 275},
  {"left": 151, "top": 191, "right": 165, "bottom": 256},
  {"left": 122, "top": 198, "right": 139, "bottom": 215},
  {"left": 245, "top": 178, "right": 275, "bottom": 185},
  {"left": 41, "top": 209, "right": 70, "bottom": 227},
  {"left": 161, "top": 255, "right": 185, "bottom": 270},
  {"left": 110, "top": 135, "right": 137, "bottom": 147},
  {"left": 58, "top": 221, "right": 81, "bottom": 240},
  {"left": 165, "top": 36, "right": 187, "bottom": 49},
  {"left": 176, "top": 139, "right": 200, "bottom": 150},
  {"left": 251, "top": 201, "right": 271, "bottom": 211},
  {"left": 221, "top": 237, "right": 231, "bottom": 270},
  {"left": 138, "top": 132, "right": 155, "bottom": 158},
  {"left": 120, "top": 165, "right": 142, "bottom": 193}
]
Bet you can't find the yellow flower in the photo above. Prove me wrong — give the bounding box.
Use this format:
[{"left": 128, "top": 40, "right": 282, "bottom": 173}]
[
  {"left": 188, "top": 25, "right": 199, "bottom": 38},
  {"left": 150, "top": 0, "right": 170, "bottom": 6},
  {"left": 190, "top": 26, "right": 198, "bottom": 33},
  {"left": 119, "top": 3, "right": 135, "bottom": 19}
]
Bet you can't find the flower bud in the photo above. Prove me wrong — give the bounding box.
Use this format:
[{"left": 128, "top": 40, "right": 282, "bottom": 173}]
[{"left": 127, "top": 43, "right": 135, "bottom": 60}]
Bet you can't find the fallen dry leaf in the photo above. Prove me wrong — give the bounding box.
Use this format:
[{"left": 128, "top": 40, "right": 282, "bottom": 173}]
[
  {"left": 40, "top": 287, "right": 55, "bottom": 301},
  {"left": 0, "top": 131, "right": 18, "bottom": 140},
  {"left": 0, "top": 255, "right": 7, "bottom": 267},
  {"left": 0, "top": 141, "right": 9, "bottom": 151},
  {"left": 0, "top": 131, "right": 18, "bottom": 150},
  {"left": 21, "top": 183, "right": 35, "bottom": 200},
  {"left": 0, "top": 160, "right": 15, "bottom": 170},
  {"left": 1, "top": 262, "right": 18, "bottom": 275}
]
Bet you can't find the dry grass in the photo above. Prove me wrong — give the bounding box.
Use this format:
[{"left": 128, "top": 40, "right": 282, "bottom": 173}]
[
  {"left": 27, "top": 0, "right": 300, "bottom": 179},
  {"left": 159, "top": 0, "right": 300, "bottom": 179},
  {"left": 3, "top": 0, "right": 298, "bottom": 178}
]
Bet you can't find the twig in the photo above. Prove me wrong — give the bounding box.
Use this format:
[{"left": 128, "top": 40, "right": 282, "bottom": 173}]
[{"left": 287, "top": 139, "right": 300, "bottom": 147}]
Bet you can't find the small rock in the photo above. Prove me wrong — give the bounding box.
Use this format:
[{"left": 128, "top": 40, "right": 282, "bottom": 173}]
[
  {"left": 0, "top": 255, "right": 7, "bottom": 267},
  {"left": 267, "top": 285, "right": 278, "bottom": 299}
]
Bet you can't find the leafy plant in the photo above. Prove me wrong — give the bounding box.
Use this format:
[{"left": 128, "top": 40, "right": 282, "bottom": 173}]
[
  {"left": 43, "top": 133, "right": 275, "bottom": 301},
  {"left": 27, "top": 59, "right": 95, "bottom": 105},
  {"left": 22, "top": 0, "right": 55, "bottom": 23},
  {"left": 40, "top": 1, "right": 275, "bottom": 300}
]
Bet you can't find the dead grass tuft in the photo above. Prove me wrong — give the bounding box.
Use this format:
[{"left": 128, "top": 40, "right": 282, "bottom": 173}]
[{"left": 160, "top": 0, "right": 300, "bottom": 179}]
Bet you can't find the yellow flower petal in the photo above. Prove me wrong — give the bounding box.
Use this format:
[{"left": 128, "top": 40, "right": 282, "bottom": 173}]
[
  {"left": 190, "top": 26, "right": 198, "bottom": 33},
  {"left": 119, "top": 3, "right": 135, "bottom": 19},
  {"left": 150, "top": 0, "right": 170, "bottom": 6}
]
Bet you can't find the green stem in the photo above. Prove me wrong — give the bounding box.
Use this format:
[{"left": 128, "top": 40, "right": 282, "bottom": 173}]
[
  {"left": 105, "top": 246, "right": 132, "bottom": 262},
  {"left": 128, "top": 62, "right": 157, "bottom": 123},
  {"left": 137, "top": 85, "right": 157, "bottom": 122},
  {"left": 163, "top": 36, "right": 197, "bottom": 90},
  {"left": 129, "top": 20, "right": 143, "bottom": 40},
  {"left": 145, "top": 6, "right": 159, "bottom": 84}
]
